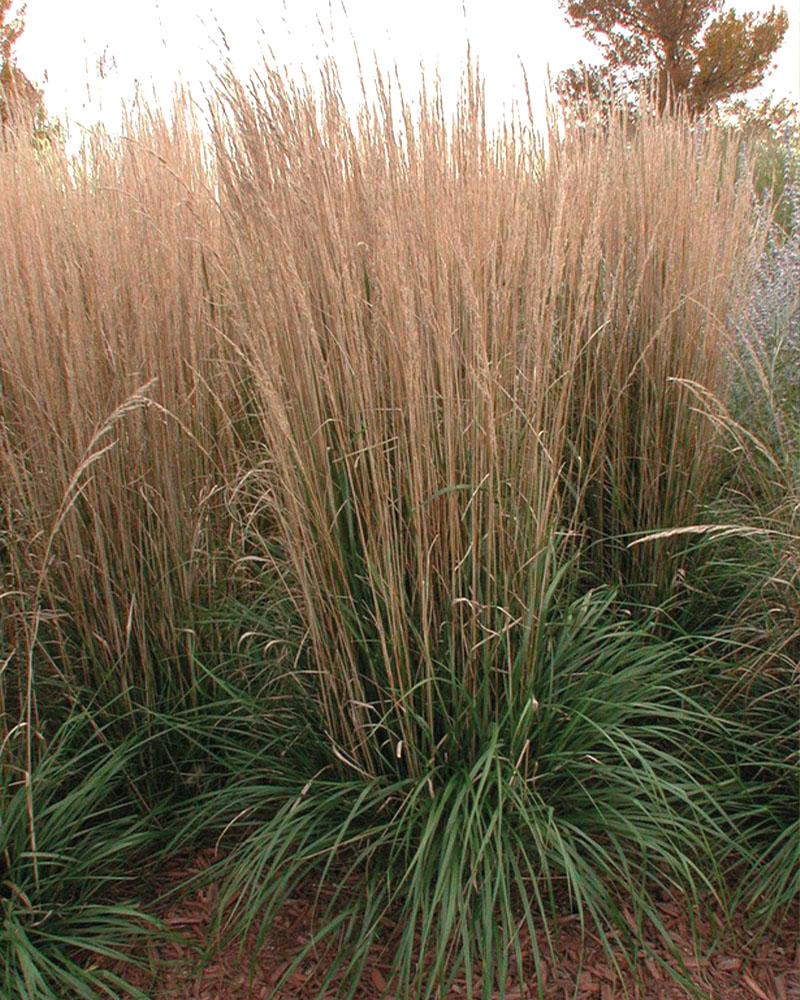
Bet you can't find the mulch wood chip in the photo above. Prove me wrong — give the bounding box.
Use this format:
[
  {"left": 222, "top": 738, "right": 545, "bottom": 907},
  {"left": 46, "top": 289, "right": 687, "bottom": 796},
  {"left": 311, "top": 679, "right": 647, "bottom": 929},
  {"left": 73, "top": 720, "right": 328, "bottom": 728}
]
[{"left": 99, "top": 851, "right": 799, "bottom": 999}]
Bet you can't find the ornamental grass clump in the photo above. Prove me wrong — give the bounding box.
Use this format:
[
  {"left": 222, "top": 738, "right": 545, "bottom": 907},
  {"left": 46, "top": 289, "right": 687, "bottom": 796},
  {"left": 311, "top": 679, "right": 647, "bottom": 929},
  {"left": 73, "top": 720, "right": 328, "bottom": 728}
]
[
  {"left": 0, "top": 100, "right": 243, "bottom": 728},
  {"left": 0, "top": 56, "right": 778, "bottom": 998},
  {"left": 178, "top": 64, "right": 763, "bottom": 995},
  {"left": 212, "top": 63, "right": 756, "bottom": 778}
]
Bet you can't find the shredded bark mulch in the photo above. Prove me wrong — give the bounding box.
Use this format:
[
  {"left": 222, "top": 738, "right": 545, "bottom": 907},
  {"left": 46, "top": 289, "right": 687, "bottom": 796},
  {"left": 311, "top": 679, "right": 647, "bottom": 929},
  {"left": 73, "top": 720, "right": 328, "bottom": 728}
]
[{"left": 99, "top": 851, "right": 799, "bottom": 999}]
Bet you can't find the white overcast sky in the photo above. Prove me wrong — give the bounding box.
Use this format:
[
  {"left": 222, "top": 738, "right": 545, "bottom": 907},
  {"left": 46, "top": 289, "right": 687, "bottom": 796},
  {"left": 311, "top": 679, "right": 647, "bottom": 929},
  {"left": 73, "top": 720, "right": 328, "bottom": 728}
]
[{"left": 13, "top": 0, "right": 800, "bottom": 142}]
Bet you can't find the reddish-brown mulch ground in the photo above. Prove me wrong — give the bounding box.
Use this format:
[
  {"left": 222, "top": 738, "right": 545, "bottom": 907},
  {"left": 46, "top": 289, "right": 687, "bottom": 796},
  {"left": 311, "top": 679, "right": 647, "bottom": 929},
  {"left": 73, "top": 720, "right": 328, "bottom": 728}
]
[{"left": 101, "top": 851, "right": 799, "bottom": 1000}]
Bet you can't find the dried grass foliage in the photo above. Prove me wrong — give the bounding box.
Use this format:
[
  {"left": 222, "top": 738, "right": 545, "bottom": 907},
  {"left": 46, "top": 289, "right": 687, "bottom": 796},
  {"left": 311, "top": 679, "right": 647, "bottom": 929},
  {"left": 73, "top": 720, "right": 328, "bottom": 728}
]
[{"left": 0, "top": 67, "right": 758, "bottom": 749}]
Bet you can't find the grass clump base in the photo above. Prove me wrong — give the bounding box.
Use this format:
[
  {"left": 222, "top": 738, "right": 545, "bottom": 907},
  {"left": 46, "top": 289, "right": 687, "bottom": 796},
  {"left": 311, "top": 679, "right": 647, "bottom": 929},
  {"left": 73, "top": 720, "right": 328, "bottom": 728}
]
[{"left": 188, "top": 586, "right": 744, "bottom": 999}]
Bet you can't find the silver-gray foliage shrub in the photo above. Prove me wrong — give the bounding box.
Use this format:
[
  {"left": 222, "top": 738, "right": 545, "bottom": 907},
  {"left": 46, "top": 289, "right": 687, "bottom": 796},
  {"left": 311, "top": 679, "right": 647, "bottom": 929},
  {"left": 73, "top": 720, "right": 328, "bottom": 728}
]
[{"left": 742, "top": 129, "right": 800, "bottom": 422}]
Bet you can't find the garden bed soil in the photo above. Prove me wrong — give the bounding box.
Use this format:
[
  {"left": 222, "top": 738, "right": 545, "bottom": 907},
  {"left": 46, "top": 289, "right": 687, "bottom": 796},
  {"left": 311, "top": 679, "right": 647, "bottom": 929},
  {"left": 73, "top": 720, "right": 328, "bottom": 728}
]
[{"left": 104, "top": 851, "right": 799, "bottom": 1000}]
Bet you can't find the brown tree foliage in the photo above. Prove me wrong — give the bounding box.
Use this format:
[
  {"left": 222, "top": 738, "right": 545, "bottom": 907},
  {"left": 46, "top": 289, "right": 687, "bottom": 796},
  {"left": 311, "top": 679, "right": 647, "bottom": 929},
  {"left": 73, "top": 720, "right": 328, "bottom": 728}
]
[
  {"left": 557, "top": 1, "right": 789, "bottom": 115},
  {"left": 0, "top": 0, "right": 24, "bottom": 62}
]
